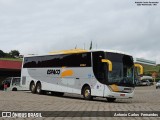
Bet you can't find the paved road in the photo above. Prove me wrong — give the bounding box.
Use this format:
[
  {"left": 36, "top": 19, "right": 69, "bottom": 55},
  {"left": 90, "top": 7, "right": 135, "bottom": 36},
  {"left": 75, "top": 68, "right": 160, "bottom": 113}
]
[{"left": 0, "top": 85, "right": 160, "bottom": 120}]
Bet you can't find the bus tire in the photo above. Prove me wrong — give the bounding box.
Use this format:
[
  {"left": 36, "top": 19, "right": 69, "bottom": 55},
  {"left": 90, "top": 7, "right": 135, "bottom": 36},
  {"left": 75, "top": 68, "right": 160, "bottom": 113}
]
[
  {"left": 12, "top": 88, "right": 17, "bottom": 91},
  {"left": 83, "top": 86, "right": 92, "bottom": 100},
  {"left": 30, "top": 82, "right": 36, "bottom": 93},
  {"left": 36, "top": 82, "right": 42, "bottom": 94},
  {"left": 106, "top": 98, "right": 116, "bottom": 102}
]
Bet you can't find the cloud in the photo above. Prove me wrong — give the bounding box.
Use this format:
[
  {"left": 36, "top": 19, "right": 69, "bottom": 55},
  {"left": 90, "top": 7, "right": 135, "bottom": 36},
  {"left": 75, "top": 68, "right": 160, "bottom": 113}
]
[{"left": 0, "top": 0, "right": 160, "bottom": 63}]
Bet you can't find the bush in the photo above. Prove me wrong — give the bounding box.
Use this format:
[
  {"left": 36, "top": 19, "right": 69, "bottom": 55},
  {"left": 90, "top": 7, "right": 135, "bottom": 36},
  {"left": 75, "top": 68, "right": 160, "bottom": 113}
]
[
  {"left": 155, "top": 78, "right": 160, "bottom": 82},
  {"left": 0, "top": 50, "right": 5, "bottom": 58}
]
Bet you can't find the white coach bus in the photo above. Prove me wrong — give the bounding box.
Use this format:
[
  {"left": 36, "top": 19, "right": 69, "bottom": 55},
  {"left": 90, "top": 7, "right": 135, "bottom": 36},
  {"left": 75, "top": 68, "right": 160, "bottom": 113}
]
[{"left": 21, "top": 49, "right": 135, "bottom": 102}]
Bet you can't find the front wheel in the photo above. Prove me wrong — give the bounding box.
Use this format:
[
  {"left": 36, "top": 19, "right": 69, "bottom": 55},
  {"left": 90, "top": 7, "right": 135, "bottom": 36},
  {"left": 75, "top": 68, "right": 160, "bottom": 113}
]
[
  {"left": 83, "top": 86, "right": 92, "bottom": 100},
  {"left": 12, "top": 88, "right": 17, "bottom": 91},
  {"left": 106, "top": 98, "right": 116, "bottom": 102}
]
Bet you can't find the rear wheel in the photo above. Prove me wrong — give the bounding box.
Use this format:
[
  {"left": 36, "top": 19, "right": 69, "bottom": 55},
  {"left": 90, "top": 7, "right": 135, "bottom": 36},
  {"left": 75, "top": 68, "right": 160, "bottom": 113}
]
[
  {"left": 12, "top": 88, "right": 17, "bottom": 91},
  {"left": 106, "top": 98, "right": 116, "bottom": 102},
  {"left": 83, "top": 86, "right": 92, "bottom": 100},
  {"left": 30, "top": 82, "right": 36, "bottom": 93},
  {"left": 36, "top": 82, "right": 42, "bottom": 94}
]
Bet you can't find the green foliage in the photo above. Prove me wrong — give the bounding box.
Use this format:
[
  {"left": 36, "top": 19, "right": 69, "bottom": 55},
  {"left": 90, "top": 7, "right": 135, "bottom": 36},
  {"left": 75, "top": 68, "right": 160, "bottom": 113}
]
[
  {"left": 0, "top": 50, "right": 5, "bottom": 58},
  {"left": 9, "top": 50, "right": 20, "bottom": 58},
  {"left": 155, "top": 78, "right": 160, "bottom": 82},
  {"left": 142, "top": 64, "right": 160, "bottom": 77},
  {"left": 4, "top": 53, "right": 12, "bottom": 58},
  {"left": 144, "top": 72, "right": 152, "bottom": 76},
  {"left": 0, "top": 50, "right": 20, "bottom": 58}
]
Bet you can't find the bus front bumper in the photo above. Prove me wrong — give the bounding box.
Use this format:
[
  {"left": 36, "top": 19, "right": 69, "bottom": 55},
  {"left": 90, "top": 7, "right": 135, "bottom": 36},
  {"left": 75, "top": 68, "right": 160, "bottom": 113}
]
[{"left": 104, "top": 91, "right": 134, "bottom": 99}]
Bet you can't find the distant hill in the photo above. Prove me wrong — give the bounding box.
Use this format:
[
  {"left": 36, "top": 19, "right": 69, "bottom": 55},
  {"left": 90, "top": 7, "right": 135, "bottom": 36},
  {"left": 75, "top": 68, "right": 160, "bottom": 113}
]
[{"left": 142, "top": 64, "right": 160, "bottom": 75}]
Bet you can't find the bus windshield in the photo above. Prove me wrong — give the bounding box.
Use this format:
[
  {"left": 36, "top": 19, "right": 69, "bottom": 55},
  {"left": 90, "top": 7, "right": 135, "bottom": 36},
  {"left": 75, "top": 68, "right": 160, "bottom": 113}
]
[
  {"left": 92, "top": 51, "right": 134, "bottom": 87},
  {"left": 108, "top": 62, "right": 134, "bottom": 86},
  {"left": 106, "top": 53, "right": 134, "bottom": 87}
]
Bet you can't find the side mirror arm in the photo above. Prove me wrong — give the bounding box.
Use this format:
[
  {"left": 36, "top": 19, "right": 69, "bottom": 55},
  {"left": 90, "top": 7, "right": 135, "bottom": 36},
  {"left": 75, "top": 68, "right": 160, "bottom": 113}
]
[
  {"left": 101, "top": 59, "right": 112, "bottom": 72},
  {"left": 134, "top": 64, "right": 143, "bottom": 75}
]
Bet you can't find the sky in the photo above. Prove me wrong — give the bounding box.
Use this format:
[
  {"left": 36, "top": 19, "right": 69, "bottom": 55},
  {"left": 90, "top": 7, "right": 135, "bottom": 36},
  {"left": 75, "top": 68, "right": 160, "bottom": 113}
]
[{"left": 0, "top": 0, "right": 160, "bottom": 63}]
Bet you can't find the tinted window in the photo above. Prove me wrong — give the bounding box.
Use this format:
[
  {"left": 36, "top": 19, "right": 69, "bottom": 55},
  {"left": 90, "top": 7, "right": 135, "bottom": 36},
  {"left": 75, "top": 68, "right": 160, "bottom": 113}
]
[
  {"left": 4, "top": 78, "right": 11, "bottom": 84},
  {"left": 12, "top": 78, "right": 20, "bottom": 86},
  {"left": 92, "top": 51, "right": 134, "bottom": 87},
  {"left": 92, "top": 51, "right": 107, "bottom": 84},
  {"left": 23, "top": 53, "right": 91, "bottom": 68}
]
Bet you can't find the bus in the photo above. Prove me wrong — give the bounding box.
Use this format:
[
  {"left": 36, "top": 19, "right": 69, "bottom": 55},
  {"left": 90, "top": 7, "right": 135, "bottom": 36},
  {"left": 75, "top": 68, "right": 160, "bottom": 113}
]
[
  {"left": 21, "top": 49, "right": 135, "bottom": 102},
  {"left": 134, "top": 63, "right": 143, "bottom": 86},
  {"left": 134, "top": 59, "right": 155, "bottom": 86}
]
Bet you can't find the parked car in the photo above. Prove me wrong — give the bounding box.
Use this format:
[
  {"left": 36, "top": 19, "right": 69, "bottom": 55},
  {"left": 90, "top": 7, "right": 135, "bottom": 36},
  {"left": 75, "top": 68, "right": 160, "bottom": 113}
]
[
  {"left": 135, "top": 80, "right": 142, "bottom": 86},
  {"left": 139, "top": 76, "right": 154, "bottom": 86},
  {"left": 140, "top": 79, "right": 153, "bottom": 86},
  {"left": 0, "top": 77, "right": 21, "bottom": 91},
  {"left": 156, "top": 81, "right": 160, "bottom": 89}
]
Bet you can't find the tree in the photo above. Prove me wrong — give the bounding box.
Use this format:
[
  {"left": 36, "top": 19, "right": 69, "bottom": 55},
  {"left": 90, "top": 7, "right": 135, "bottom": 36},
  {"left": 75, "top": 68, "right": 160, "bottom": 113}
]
[
  {"left": 0, "top": 50, "right": 5, "bottom": 58},
  {"left": 9, "top": 50, "right": 20, "bottom": 58}
]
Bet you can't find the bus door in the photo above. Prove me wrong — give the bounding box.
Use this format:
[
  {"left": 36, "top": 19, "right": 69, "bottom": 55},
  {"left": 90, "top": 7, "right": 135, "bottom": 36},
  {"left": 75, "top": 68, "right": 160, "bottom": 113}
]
[{"left": 92, "top": 52, "right": 106, "bottom": 97}]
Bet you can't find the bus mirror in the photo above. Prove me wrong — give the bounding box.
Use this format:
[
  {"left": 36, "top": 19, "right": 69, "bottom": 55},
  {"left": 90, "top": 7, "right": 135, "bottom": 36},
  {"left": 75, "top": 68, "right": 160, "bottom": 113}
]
[
  {"left": 134, "top": 64, "right": 143, "bottom": 75},
  {"left": 101, "top": 59, "right": 112, "bottom": 72}
]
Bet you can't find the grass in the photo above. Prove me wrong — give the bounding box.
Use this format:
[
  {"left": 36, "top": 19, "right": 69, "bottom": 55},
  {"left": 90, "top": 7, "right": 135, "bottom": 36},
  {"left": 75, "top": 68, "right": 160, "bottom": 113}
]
[
  {"left": 140, "top": 64, "right": 160, "bottom": 76},
  {"left": 0, "top": 58, "right": 22, "bottom": 61},
  {"left": 143, "top": 64, "right": 160, "bottom": 72}
]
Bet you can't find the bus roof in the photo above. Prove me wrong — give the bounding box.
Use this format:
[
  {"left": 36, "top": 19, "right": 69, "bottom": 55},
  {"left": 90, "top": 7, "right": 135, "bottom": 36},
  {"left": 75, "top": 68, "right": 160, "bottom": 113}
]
[
  {"left": 49, "top": 48, "right": 88, "bottom": 55},
  {"left": 24, "top": 49, "right": 131, "bottom": 58}
]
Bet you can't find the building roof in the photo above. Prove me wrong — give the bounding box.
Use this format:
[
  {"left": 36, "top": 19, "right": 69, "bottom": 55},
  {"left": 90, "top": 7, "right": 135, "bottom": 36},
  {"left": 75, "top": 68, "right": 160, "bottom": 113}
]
[
  {"left": 0, "top": 60, "right": 22, "bottom": 70},
  {"left": 134, "top": 58, "right": 156, "bottom": 66}
]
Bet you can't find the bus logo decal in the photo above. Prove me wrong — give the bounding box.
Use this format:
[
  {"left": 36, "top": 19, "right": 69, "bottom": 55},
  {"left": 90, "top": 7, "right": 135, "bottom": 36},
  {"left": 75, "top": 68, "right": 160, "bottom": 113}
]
[
  {"left": 47, "top": 69, "right": 60, "bottom": 75},
  {"left": 61, "top": 70, "right": 74, "bottom": 78}
]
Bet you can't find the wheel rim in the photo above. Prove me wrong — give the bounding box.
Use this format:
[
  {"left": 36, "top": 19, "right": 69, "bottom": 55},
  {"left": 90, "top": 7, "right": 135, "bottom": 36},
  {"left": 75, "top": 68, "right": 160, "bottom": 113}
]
[
  {"left": 84, "top": 89, "right": 90, "bottom": 97},
  {"left": 37, "top": 85, "right": 41, "bottom": 93},
  {"left": 31, "top": 84, "right": 35, "bottom": 91}
]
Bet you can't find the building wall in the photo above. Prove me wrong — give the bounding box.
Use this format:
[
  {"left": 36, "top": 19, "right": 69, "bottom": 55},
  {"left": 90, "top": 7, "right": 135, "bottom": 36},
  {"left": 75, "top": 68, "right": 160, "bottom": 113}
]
[{"left": 0, "top": 60, "right": 22, "bottom": 83}]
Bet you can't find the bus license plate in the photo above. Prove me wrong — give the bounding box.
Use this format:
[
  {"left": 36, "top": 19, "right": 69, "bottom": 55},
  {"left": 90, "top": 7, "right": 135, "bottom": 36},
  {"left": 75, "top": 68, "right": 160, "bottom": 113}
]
[{"left": 120, "top": 94, "right": 125, "bottom": 96}]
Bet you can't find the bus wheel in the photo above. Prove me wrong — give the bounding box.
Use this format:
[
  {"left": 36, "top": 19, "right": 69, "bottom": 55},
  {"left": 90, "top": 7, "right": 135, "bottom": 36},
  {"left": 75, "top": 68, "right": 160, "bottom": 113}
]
[
  {"left": 106, "top": 98, "right": 116, "bottom": 102},
  {"left": 12, "top": 88, "right": 17, "bottom": 91},
  {"left": 83, "top": 86, "right": 92, "bottom": 100},
  {"left": 30, "top": 82, "right": 36, "bottom": 93},
  {"left": 36, "top": 82, "right": 42, "bottom": 94}
]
